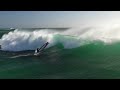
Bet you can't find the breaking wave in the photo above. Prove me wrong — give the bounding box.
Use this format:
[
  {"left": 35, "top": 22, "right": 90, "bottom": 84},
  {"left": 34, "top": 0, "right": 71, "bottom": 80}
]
[{"left": 1, "top": 25, "right": 120, "bottom": 51}]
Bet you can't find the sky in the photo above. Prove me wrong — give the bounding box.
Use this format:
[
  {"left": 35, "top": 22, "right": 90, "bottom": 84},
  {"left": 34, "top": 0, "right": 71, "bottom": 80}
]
[{"left": 0, "top": 11, "right": 120, "bottom": 28}]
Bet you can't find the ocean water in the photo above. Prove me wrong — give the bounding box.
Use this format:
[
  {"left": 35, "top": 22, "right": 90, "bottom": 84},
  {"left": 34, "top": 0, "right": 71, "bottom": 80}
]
[{"left": 0, "top": 27, "right": 120, "bottom": 79}]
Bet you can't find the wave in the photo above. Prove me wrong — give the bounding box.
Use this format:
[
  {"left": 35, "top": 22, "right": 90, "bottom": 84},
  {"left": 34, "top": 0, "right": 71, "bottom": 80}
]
[{"left": 1, "top": 25, "right": 120, "bottom": 51}]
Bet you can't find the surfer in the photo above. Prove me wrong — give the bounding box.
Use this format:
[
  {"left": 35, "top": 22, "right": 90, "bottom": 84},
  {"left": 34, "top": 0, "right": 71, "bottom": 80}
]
[
  {"left": 34, "top": 42, "right": 49, "bottom": 55},
  {"left": 0, "top": 45, "right": 1, "bottom": 49},
  {"left": 36, "top": 48, "right": 40, "bottom": 53}
]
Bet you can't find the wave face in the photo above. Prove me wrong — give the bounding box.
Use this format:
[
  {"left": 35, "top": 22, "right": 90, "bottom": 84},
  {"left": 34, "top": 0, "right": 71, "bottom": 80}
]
[{"left": 1, "top": 25, "right": 120, "bottom": 51}]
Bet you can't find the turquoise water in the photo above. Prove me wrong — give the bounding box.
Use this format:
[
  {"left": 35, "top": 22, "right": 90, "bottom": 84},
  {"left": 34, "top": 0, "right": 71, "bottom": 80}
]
[{"left": 0, "top": 28, "right": 120, "bottom": 79}]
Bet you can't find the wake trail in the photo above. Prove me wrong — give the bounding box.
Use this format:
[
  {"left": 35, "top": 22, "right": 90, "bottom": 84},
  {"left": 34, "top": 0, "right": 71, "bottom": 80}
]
[{"left": 10, "top": 53, "right": 33, "bottom": 58}]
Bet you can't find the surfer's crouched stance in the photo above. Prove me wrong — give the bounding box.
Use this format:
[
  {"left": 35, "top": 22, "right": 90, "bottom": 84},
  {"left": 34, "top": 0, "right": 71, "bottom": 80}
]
[{"left": 34, "top": 42, "right": 49, "bottom": 56}]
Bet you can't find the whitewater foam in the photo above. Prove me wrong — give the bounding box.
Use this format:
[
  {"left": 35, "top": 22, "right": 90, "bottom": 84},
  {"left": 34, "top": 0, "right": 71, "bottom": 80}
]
[{"left": 1, "top": 25, "right": 120, "bottom": 51}]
